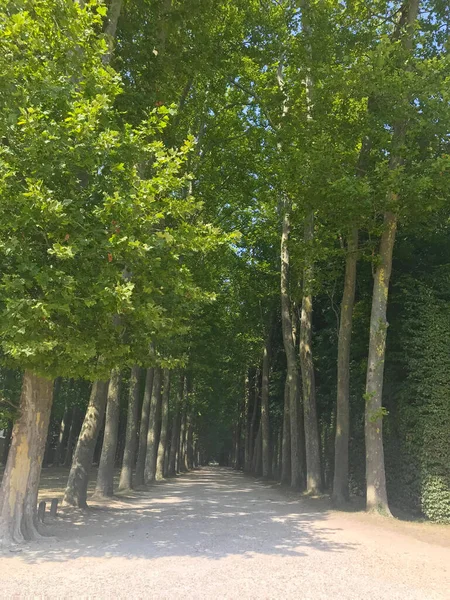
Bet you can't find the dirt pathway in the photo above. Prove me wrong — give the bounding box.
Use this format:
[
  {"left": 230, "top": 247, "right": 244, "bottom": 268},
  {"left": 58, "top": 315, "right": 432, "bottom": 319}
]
[{"left": 1, "top": 467, "right": 449, "bottom": 599}]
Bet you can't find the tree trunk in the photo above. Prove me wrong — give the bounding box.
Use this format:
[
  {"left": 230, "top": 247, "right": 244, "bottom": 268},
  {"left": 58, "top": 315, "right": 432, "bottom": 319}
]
[
  {"left": 63, "top": 380, "right": 109, "bottom": 507},
  {"left": 1, "top": 420, "right": 13, "bottom": 466},
  {"left": 168, "top": 374, "right": 184, "bottom": 476},
  {"left": 156, "top": 369, "right": 170, "bottom": 480},
  {"left": 261, "top": 334, "right": 271, "bottom": 478},
  {"left": 281, "top": 373, "right": 291, "bottom": 485},
  {"left": 178, "top": 402, "right": 187, "bottom": 472},
  {"left": 144, "top": 367, "right": 162, "bottom": 483},
  {"left": 244, "top": 368, "right": 254, "bottom": 472},
  {"left": 186, "top": 411, "right": 194, "bottom": 470},
  {"left": 252, "top": 423, "right": 262, "bottom": 476},
  {"left": 280, "top": 205, "right": 302, "bottom": 488},
  {"left": 0, "top": 371, "right": 53, "bottom": 546},
  {"left": 365, "top": 212, "right": 396, "bottom": 515},
  {"left": 135, "top": 367, "right": 154, "bottom": 487},
  {"left": 118, "top": 365, "right": 141, "bottom": 490},
  {"left": 54, "top": 402, "right": 72, "bottom": 467},
  {"left": 247, "top": 369, "right": 260, "bottom": 471},
  {"left": 64, "top": 405, "right": 81, "bottom": 467},
  {"left": 333, "top": 228, "right": 358, "bottom": 505},
  {"left": 102, "top": 0, "right": 123, "bottom": 64},
  {"left": 300, "top": 212, "right": 322, "bottom": 494},
  {"left": 365, "top": 0, "right": 419, "bottom": 516},
  {"left": 94, "top": 369, "right": 121, "bottom": 498}
]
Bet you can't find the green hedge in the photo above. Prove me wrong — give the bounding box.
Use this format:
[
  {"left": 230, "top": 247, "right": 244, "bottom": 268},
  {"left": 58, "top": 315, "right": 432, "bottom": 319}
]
[{"left": 386, "top": 278, "right": 450, "bottom": 522}]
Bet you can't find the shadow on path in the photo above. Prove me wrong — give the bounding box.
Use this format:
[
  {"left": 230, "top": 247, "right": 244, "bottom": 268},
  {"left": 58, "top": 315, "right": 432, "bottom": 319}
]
[{"left": 2, "top": 467, "right": 357, "bottom": 563}]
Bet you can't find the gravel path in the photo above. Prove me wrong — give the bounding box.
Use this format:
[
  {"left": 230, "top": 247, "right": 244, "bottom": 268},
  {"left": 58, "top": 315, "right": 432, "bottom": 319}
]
[{"left": 0, "top": 467, "right": 449, "bottom": 599}]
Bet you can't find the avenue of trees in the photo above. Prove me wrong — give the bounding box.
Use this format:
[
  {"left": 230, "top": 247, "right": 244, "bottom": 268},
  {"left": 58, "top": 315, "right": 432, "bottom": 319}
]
[{"left": 1, "top": 0, "right": 449, "bottom": 545}]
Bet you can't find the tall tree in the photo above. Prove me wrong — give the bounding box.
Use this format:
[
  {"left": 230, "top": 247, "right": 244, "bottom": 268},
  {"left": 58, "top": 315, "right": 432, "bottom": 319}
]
[{"left": 364, "top": 0, "right": 420, "bottom": 515}]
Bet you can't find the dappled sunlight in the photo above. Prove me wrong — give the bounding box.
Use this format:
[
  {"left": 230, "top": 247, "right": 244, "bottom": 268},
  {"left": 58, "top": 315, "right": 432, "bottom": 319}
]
[{"left": 0, "top": 467, "right": 357, "bottom": 565}]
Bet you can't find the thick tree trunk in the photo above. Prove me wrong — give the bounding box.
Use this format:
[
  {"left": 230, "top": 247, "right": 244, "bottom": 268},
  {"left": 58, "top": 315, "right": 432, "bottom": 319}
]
[
  {"left": 144, "top": 367, "right": 162, "bottom": 483},
  {"left": 156, "top": 369, "right": 170, "bottom": 480},
  {"left": 300, "top": 212, "right": 322, "bottom": 494},
  {"left": 119, "top": 365, "right": 141, "bottom": 490},
  {"left": 94, "top": 369, "right": 121, "bottom": 498},
  {"left": 281, "top": 374, "right": 291, "bottom": 485},
  {"left": 63, "top": 380, "right": 108, "bottom": 507},
  {"left": 0, "top": 371, "right": 53, "bottom": 546},
  {"left": 333, "top": 228, "right": 358, "bottom": 505},
  {"left": 168, "top": 374, "right": 184, "bottom": 476},
  {"left": 135, "top": 367, "right": 154, "bottom": 487},
  {"left": 280, "top": 205, "right": 302, "bottom": 488},
  {"left": 260, "top": 335, "right": 271, "bottom": 478},
  {"left": 365, "top": 212, "right": 396, "bottom": 515}
]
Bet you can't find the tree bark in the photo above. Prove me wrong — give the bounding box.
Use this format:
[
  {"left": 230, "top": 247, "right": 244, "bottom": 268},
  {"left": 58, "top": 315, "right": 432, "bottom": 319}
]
[
  {"left": 144, "top": 367, "right": 162, "bottom": 483},
  {"left": 0, "top": 371, "right": 53, "bottom": 546},
  {"left": 156, "top": 369, "right": 170, "bottom": 480},
  {"left": 280, "top": 373, "right": 291, "bottom": 485},
  {"left": 280, "top": 205, "right": 302, "bottom": 488},
  {"left": 260, "top": 334, "right": 271, "bottom": 478},
  {"left": 94, "top": 369, "right": 121, "bottom": 498},
  {"left": 365, "top": 213, "right": 397, "bottom": 515},
  {"left": 135, "top": 367, "right": 154, "bottom": 487},
  {"left": 332, "top": 228, "right": 358, "bottom": 505},
  {"left": 168, "top": 374, "right": 183, "bottom": 476},
  {"left": 365, "top": 0, "right": 419, "bottom": 516},
  {"left": 63, "top": 380, "right": 108, "bottom": 507},
  {"left": 102, "top": 0, "right": 123, "bottom": 64},
  {"left": 300, "top": 212, "right": 322, "bottom": 494},
  {"left": 118, "top": 365, "right": 141, "bottom": 490}
]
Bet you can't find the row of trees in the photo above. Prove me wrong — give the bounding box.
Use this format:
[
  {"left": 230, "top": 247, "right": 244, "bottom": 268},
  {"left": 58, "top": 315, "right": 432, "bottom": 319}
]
[{"left": 1, "top": 0, "right": 450, "bottom": 545}]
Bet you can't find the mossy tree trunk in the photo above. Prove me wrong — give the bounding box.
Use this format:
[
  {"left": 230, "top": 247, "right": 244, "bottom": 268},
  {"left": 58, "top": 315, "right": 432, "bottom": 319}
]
[{"left": 0, "top": 371, "right": 53, "bottom": 546}]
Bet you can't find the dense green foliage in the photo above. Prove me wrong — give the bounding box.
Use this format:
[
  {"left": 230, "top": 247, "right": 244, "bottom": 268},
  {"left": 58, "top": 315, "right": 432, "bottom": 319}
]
[{"left": 0, "top": 0, "right": 449, "bottom": 525}]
